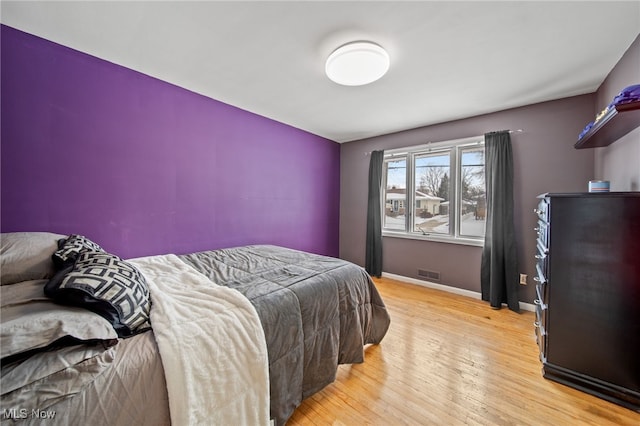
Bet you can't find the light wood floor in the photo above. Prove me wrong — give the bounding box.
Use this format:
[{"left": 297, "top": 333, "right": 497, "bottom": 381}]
[{"left": 288, "top": 277, "right": 640, "bottom": 425}]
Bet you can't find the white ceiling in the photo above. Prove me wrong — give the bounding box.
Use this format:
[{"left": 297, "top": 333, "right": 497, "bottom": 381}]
[{"left": 2, "top": 1, "right": 639, "bottom": 143}]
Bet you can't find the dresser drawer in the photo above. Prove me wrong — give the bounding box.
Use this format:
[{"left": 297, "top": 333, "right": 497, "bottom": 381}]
[
  {"left": 534, "top": 305, "right": 547, "bottom": 358},
  {"left": 535, "top": 241, "right": 548, "bottom": 274},
  {"left": 535, "top": 283, "right": 548, "bottom": 336},
  {"left": 534, "top": 197, "right": 549, "bottom": 223},
  {"left": 535, "top": 283, "right": 548, "bottom": 309},
  {"left": 535, "top": 219, "right": 549, "bottom": 249},
  {"left": 534, "top": 263, "right": 547, "bottom": 287}
]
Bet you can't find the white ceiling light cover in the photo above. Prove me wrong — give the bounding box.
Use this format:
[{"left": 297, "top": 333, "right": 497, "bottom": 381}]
[{"left": 325, "top": 41, "right": 390, "bottom": 86}]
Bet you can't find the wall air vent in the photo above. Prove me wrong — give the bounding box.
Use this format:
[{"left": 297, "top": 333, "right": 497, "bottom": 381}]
[{"left": 417, "top": 269, "right": 441, "bottom": 282}]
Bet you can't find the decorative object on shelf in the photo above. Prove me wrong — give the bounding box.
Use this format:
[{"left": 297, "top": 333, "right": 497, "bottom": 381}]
[
  {"left": 612, "top": 84, "right": 640, "bottom": 106},
  {"left": 588, "top": 180, "right": 610, "bottom": 192},
  {"left": 575, "top": 84, "right": 640, "bottom": 149}
]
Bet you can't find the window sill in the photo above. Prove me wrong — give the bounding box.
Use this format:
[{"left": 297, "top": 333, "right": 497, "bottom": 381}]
[{"left": 382, "top": 231, "right": 484, "bottom": 247}]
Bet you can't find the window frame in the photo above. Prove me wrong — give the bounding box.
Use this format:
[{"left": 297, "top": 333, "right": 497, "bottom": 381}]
[{"left": 381, "top": 135, "right": 485, "bottom": 247}]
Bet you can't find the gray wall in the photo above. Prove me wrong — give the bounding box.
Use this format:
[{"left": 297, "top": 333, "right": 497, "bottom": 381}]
[
  {"left": 340, "top": 95, "right": 595, "bottom": 303},
  {"left": 594, "top": 35, "right": 640, "bottom": 191}
]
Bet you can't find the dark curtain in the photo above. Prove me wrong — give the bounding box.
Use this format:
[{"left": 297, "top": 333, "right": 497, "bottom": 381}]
[
  {"left": 481, "top": 131, "right": 519, "bottom": 312},
  {"left": 365, "top": 150, "right": 384, "bottom": 277}
]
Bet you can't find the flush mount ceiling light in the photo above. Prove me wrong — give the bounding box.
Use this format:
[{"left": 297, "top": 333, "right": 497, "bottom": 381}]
[{"left": 325, "top": 41, "right": 390, "bottom": 86}]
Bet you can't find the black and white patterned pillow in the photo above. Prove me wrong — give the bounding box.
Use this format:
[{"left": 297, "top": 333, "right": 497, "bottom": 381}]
[
  {"left": 52, "top": 234, "right": 105, "bottom": 268},
  {"left": 45, "top": 251, "right": 151, "bottom": 337}
]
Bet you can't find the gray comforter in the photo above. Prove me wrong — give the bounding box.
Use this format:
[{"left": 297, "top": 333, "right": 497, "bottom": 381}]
[{"left": 179, "top": 245, "right": 391, "bottom": 426}]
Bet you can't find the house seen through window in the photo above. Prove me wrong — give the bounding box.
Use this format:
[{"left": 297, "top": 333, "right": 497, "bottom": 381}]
[{"left": 382, "top": 136, "right": 486, "bottom": 245}]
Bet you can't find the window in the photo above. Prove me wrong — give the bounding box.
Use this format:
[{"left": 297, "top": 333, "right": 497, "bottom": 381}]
[
  {"left": 383, "top": 158, "right": 406, "bottom": 231},
  {"left": 382, "top": 136, "right": 485, "bottom": 245}
]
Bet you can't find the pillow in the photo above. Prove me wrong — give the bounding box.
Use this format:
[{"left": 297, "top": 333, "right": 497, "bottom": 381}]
[
  {"left": 45, "top": 252, "right": 152, "bottom": 337},
  {"left": 0, "top": 232, "right": 67, "bottom": 285},
  {"left": 1, "top": 280, "right": 118, "bottom": 362},
  {"left": 1, "top": 342, "right": 116, "bottom": 412},
  {"left": 52, "top": 234, "right": 105, "bottom": 268}
]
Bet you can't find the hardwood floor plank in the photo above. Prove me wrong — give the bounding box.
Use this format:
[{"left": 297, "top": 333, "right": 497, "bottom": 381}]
[{"left": 287, "top": 277, "right": 640, "bottom": 425}]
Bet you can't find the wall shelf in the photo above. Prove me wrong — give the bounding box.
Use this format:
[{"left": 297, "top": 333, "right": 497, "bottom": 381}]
[{"left": 575, "top": 100, "right": 640, "bottom": 149}]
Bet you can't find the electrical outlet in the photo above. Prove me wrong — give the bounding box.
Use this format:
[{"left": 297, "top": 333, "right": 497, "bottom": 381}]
[{"left": 519, "top": 274, "right": 527, "bottom": 285}]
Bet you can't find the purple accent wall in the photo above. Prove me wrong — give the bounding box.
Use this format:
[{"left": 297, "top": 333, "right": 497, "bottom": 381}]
[{"left": 1, "top": 25, "right": 340, "bottom": 259}]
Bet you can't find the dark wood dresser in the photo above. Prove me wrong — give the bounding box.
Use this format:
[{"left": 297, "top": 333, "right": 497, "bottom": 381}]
[{"left": 534, "top": 192, "right": 640, "bottom": 412}]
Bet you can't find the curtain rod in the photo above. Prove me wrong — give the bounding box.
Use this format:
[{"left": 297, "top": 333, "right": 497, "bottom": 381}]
[{"left": 364, "top": 129, "right": 524, "bottom": 156}]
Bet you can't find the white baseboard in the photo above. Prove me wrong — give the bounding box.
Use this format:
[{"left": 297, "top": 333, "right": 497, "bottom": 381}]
[{"left": 381, "top": 272, "right": 535, "bottom": 312}]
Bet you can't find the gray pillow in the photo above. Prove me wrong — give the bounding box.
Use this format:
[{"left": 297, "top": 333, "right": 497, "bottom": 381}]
[
  {"left": 1, "top": 232, "right": 67, "bottom": 285},
  {"left": 1, "top": 280, "right": 118, "bottom": 361},
  {"left": 1, "top": 342, "right": 116, "bottom": 412},
  {"left": 1, "top": 341, "right": 115, "bottom": 396}
]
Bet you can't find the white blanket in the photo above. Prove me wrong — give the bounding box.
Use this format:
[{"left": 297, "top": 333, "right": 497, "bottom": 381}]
[{"left": 130, "top": 254, "right": 269, "bottom": 426}]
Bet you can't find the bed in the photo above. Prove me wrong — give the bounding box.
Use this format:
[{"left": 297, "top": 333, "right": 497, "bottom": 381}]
[{"left": 0, "top": 232, "right": 391, "bottom": 425}]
